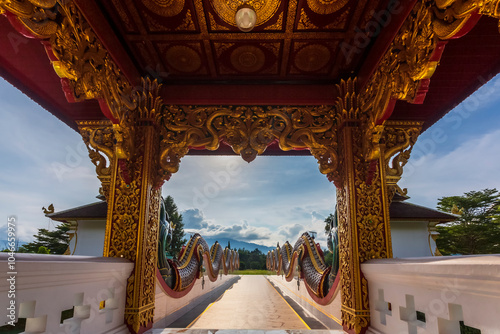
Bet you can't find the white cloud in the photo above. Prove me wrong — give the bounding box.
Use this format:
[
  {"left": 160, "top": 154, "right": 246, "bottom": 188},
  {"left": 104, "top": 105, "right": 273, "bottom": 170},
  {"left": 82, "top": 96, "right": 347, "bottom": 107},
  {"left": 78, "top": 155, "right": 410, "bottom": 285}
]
[{"left": 401, "top": 129, "right": 500, "bottom": 208}]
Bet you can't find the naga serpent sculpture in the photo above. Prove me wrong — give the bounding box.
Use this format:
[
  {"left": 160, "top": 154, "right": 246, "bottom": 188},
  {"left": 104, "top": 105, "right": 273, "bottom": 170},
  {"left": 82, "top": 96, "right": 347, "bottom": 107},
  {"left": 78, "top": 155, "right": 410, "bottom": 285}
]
[
  {"left": 157, "top": 199, "right": 239, "bottom": 297},
  {"left": 267, "top": 211, "right": 339, "bottom": 305}
]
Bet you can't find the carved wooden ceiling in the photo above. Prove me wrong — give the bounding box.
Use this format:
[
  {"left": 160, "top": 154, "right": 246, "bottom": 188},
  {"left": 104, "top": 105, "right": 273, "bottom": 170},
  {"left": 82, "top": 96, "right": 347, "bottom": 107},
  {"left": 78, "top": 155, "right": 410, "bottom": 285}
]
[{"left": 98, "top": 0, "right": 388, "bottom": 83}]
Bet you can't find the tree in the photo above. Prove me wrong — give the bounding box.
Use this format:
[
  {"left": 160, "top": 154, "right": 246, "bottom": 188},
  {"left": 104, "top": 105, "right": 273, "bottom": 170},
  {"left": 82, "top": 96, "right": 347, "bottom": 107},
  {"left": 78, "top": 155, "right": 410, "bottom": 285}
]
[
  {"left": 237, "top": 248, "right": 266, "bottom": 270},
  {"left": 436, "top": 188, "right": 500, "bottom": 255},
  {"left": 324, "top": 213, "right": 335, "bottom": 236},
  {"left": 163, "top": 196, "right": 186, "bottom": 257},
  {"left": 18, "top": 223, "right": 70, "bottom": 254}
]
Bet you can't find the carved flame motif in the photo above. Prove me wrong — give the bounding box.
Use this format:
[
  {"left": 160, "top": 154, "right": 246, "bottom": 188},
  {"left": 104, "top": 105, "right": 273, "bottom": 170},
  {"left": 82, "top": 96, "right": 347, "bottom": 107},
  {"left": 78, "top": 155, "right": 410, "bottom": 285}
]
[
  {"left": 158, "top": 104, "right": 341, "bottom": 182},
  {"left": 78, "top": 121, "right": 115, "bottom": 199}
]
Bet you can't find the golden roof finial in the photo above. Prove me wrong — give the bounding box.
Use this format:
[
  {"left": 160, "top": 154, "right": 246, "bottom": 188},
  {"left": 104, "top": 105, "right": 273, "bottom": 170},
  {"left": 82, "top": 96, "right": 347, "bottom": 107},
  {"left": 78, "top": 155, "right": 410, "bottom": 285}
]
[{"left": 42, "top": 204, "right": 54, "bottom": 215}]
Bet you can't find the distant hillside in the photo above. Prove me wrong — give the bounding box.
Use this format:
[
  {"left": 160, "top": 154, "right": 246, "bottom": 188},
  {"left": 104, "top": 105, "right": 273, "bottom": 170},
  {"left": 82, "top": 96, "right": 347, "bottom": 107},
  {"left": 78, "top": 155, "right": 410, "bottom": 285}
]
[
  {"left": 0, "top": 240, "right": 27, "bottom": 251},
  {"left": 199, "top": 237, "right": 274, "bottom": 254}
]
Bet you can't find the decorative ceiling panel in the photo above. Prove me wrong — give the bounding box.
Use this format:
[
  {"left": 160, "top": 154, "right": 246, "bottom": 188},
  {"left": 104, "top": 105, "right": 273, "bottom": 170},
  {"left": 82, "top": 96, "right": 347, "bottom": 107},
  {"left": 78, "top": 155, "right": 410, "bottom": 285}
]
[
  {"left": 98, "top": 0, "right": 388, "bottom": 83},
  {"left": 295, "top": 0, "right": 353, "bottom": 31},
  {"left": 134, "top": 0, "right": 200, "bottom": 33},
  {"left": 206, "top": 0, "right": 286, "bottom": 32},
  {"left": 288, "top": 40, "right": 338, "bottom": 76},
  {"left": 213, "top": 41, "right": 282, "bottom": 76},
  {"left": 156, "top": 42, "right": 209, "bottom": 76}
]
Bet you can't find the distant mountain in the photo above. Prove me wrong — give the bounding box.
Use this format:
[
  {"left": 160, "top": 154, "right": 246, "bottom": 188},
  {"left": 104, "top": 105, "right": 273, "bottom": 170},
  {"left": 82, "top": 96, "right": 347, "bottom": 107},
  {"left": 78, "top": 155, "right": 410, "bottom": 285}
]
[
  {"left": 0, "top": 239, "right": 27, "bottom": 251},
  {"left": 199, "top": 237, "right": 274, "bottom": 254}
]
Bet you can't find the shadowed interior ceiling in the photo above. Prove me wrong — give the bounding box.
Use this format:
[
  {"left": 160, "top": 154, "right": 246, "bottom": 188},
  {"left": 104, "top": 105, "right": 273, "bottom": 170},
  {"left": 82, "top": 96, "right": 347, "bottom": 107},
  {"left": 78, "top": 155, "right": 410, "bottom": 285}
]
[
  {"left": 98, "top": 0, "right": 387, "bottom": 83},
  {"left": 2, "top": 1, "right": 500, "bottom": 156}
]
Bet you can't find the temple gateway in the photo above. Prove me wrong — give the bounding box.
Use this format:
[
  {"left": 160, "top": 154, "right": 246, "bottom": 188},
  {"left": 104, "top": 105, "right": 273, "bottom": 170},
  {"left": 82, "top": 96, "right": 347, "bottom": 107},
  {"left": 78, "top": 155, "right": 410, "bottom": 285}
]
[{"left": 1, "top": 1, "right": 500, "bottom": 334}]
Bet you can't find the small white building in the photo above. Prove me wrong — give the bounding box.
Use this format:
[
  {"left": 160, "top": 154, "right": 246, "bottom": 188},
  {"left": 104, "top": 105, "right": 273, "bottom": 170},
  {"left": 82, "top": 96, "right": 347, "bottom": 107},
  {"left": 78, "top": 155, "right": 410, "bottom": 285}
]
[{"left": 47, "top": 193, "right": 456, "bottom": 258}]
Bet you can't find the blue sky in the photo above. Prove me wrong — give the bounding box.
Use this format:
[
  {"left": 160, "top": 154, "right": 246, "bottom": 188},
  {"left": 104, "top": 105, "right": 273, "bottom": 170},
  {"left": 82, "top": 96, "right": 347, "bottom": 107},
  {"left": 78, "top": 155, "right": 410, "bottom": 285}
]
[{"left": 1, "top": 75, "right": 499, "bottom": 248}]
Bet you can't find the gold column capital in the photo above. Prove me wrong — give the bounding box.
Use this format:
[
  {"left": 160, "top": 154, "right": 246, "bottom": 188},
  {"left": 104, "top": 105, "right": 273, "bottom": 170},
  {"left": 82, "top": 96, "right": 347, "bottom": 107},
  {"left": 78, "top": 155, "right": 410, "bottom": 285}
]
[{"left": 380, "top": 120, "right": 423, "bottom": 201}]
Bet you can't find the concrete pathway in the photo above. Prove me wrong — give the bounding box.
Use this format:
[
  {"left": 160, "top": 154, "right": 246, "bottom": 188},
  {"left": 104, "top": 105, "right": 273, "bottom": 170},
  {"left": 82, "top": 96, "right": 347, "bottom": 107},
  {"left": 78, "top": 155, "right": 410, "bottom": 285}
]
[{"left": 190, "top": 275, "right": 311, "bottom": 330}]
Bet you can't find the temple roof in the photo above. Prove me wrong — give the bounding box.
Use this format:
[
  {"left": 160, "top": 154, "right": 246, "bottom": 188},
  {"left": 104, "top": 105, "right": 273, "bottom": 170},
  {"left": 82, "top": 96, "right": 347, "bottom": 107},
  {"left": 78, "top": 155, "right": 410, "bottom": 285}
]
[
  {"left": 47, "top": 201, "right": 108, "bottom": 221},
  {"left": 389, "top": 201, "right": 457, "bottom": 222}
]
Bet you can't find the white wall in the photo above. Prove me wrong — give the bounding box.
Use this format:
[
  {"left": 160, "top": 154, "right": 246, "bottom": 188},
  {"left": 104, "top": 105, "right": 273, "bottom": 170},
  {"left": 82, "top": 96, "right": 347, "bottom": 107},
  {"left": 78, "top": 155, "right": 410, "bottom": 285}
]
[
  {"left": 72, "top": 220, "right": 106, "bottom": 256},
  {"left": 363, "top": 255, "right": 500, "bottom": 334},
  {"left": 391, "top": 221, "right": 434, "bottom": 258},
  {"left": 0, "top": 254, "right": 133, "bottom": 334}
]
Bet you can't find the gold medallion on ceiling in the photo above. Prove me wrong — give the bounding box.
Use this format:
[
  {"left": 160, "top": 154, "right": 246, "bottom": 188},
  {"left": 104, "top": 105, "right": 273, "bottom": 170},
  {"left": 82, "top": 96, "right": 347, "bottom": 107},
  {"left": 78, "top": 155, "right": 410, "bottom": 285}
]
[
  {"left": 230, "top": 45, "right": 266, "bottom": 73},
  {"left": 307, "top": 0, "right": 349, "bottom": 15},
  {"left": 165, "top": 45, "right": 201, "bottom": 73},
  {"left": 142, "top": 0, "right": 185, "bottom": 17},
  {"left": 294, "top": 44, "right": 330, "bottom": 72},
  {"left": 211, "top": 0, "right": 281, "bottom": 27}
]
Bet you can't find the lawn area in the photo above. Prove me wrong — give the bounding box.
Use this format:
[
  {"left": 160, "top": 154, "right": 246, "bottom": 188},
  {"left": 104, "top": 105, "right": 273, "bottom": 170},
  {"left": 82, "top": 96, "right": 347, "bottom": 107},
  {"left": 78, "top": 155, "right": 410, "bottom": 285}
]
[{"left": 233, "top": 269, "right": 276, "bottom": 275}]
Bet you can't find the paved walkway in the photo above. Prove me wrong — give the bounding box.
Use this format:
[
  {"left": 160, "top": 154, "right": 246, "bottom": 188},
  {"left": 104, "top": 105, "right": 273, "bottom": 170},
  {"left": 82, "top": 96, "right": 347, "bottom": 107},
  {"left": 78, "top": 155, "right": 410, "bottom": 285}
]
[{"left": 190, "top": 275, "right": 310, "bottom": 330}]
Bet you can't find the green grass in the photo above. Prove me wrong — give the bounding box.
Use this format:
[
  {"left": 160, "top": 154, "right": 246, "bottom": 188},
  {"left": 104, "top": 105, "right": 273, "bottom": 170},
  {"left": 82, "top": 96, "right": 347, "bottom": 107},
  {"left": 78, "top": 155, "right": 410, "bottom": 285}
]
[{"left": 233, "top": 269, "right": 275, "bottom": 275}]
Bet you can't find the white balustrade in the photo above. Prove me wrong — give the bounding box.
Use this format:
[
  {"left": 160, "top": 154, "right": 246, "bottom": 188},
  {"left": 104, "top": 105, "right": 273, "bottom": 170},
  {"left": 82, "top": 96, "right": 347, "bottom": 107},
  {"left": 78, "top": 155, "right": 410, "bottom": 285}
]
[
  {"left": 0, "top": 253, "right": 134, "bottom": 334},
  {"left": 362, "top": 255, "right": 500, "bottom": 334}
]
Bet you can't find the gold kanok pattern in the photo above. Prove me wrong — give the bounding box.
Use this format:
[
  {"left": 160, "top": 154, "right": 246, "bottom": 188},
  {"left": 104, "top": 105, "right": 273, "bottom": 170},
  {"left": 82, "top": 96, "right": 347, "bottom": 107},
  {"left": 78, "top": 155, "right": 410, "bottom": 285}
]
[
  {"left": 158, "top": 104, "right": 341, "bottom": 183},
  {"left": 381, "top": 121, "right": 423, "bottom": 201}
]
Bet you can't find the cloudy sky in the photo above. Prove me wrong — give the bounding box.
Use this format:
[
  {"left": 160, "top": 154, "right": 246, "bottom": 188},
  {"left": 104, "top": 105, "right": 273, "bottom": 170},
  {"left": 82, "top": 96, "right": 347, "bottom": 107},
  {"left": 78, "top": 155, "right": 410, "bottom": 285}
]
[{"left": 1, "top": 74, "right": 500, "bottom": 248}]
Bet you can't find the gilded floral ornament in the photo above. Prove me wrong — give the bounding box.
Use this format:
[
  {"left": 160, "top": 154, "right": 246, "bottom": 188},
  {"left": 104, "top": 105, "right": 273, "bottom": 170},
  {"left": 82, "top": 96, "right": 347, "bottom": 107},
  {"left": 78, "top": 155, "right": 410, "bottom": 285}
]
[
  {"left": 0, "top": 0, "right": 59, "bottom": 38},
  {"left": 432, "top": 0, "right": 500, "bottom": 39},
  {"left": 381, "top": 121, "right": 423, "bottom": 201},
  {"left": 359, "top": 1, "right": 436, "bottom": 161},
  {"left": 158, "top": 104, "right": 340, "bottom": 182},
  {"left": 77, "top": 121, "right": 115, "bottom": 199}
]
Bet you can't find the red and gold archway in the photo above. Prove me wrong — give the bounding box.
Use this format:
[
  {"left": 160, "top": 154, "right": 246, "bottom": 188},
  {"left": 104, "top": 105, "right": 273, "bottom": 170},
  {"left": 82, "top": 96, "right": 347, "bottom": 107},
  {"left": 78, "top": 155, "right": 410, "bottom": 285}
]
[{"left": 2, "top": 1, "right": 500, "bottom": 333}]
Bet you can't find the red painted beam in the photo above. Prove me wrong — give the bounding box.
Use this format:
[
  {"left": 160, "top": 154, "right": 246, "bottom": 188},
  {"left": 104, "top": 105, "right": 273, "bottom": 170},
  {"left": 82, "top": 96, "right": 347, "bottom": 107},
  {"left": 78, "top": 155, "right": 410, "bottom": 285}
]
[{"left": 161, "top": 84, "right": 338, "bottom": 105}]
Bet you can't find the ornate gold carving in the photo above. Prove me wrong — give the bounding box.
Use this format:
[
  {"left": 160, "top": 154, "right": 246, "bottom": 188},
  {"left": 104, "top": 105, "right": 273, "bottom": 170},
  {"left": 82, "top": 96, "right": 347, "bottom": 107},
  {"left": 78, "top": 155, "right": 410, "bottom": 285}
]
[
  {"left": 381, "top": 121, "right": 423, "bottom": 201},
  {"left": 209, "top": 12, "right": 230, "bottom": 31},
  {"left": 294, "top": 44, "right": 331, "bottom": 72},
  {"left": 355, "top": 163, "right": 386, "bottom": 262},
  {"left": 230, "top": 45, "right": 266, "bottom": 72},
  {"left": 341, "top": 306, "right": 370, "bottom": 334},
  {"left": 432, "top": 0, "right": 500, "bottom": 38},
  {"left": 336, "top": 108, "right": 392, "bottom": 333},
  {"left": 50, "top": 3, "right": 135, "bottom": 114},
  {"left": 264, "top": 12, "right": 283, "bottom": 30},
  {"left": 165, "top": 45, "right": 202, "bottom": 73},
  {"left": 104, "top": 80, "right": 163, "bottom": 333},
  {"left": 0, "top": 0, "right": 59, "bottom": 38},
  {"left": 142, "top": 0, "right": 185, "bottom": 17},
  {"left": 176, "top": 10, "right": 196, "bottom": 31},
  {"left": 125, "top": 307, "right": 154, "bottom": 334},
  {"left": 360, "top": 2, "right": 436, "bottom": 161},
  {"left": 158, "top": 105, "right": 340, "bottom": 181},
  {"left": 298, "top": 8, "right": 319, "bottom": 30},
  {"left": 77, "top": 120, "right": 115, "bottom": 199},
  {"left": 210, "top": 0, "right": 281, "bottom": 27},
  {"left": 307, "top": 0, "right": 349, "bottom": 15}
]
